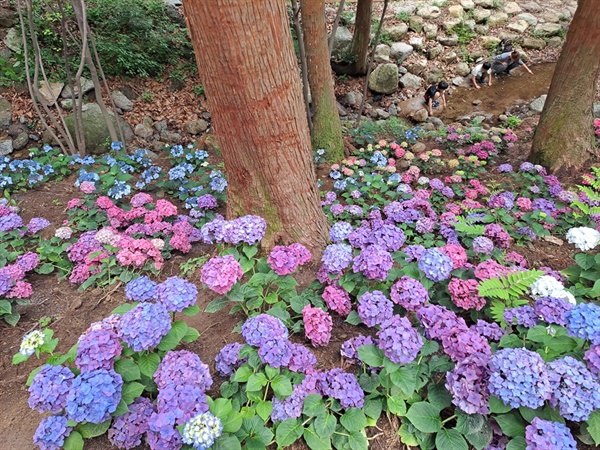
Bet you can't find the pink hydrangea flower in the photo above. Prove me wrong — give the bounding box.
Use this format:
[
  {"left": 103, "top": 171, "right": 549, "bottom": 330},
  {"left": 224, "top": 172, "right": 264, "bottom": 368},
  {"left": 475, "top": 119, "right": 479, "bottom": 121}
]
[
  {"left": 130, "top": 193, "right": 154, "bottom": 208},
  {"left": 440, "top": 244, "right": 468, "bottom": 270},
  {"left": 79, "top": 181, "right": 96, "bottom": 194},
  {"left": 448, "top": 278, "right": 486, "bottom": 311},
  {"left": 201, "top": 254, "right": 243, "bottom": 295},
  {"left": 322, "top": 285, "right": 351, "bottom": 317},
  {"left": 6, "top": 280, "right": 33, "bottom": 298},
  {"left": 267, "top": 243, "right": 312, "bottom": 276},
  {"left": 302, "top": 305, "right": 332, "bottom": 347}
]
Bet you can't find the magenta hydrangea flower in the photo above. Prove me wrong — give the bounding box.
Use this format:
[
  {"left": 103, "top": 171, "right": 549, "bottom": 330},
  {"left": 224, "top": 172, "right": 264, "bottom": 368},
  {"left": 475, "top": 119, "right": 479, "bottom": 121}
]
[
  {"left": 445, "top": 352, "right": 490, "bottom": 414},
  {"left": 357, "top": 290, "right": 393, "bottom": 327},
  {"left": 353, "top": 244, "right": 393, "bottom": 280},
  {"left": 377, "top": 315, "right": 423, "bottom": 364},
  {"left": 322, "top": 285, "right": 352, "bottom": 316},
  {"left": 200, "top": 254, "right": 243, "bottom": 295},
  {"left": 302, "top": 305, "right": 332, "bottom": 347},
  {"left": 267, "top": 243, "right": 311, "bottom": 275},
  {"left": 440, "top": 244, "right": 467, "bottom": 269},
  {"left": 390, "top": 276, "right": 429, "bottom": 311},
  {"left": 448, "top": 278, "right": 486, "bottom": 311}
]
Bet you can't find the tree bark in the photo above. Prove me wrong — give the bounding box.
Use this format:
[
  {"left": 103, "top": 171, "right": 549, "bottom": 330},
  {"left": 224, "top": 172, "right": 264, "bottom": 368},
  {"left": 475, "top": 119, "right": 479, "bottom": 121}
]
[
  {"left": 182, "top": 0, "right": 329, "bottom": 253},
  {"left": 350, "top": 0, "right": 372, "bottom": 75},
  {"left": 530, "top": 0, "right": 600, "bottom": 175},
  {"left": 300, "top": 0, "right": 344, "bottom": 162}
]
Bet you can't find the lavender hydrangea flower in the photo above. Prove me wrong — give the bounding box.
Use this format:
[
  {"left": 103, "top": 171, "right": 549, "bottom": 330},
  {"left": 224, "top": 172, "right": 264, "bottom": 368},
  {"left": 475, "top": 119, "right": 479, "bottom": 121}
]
[
  {"left": 504, "top": 305, "right": 538, "bottom": 328},
  {"left": 117, "top": 302, "right": 172, "bottom": 352},
  {"left": 547, "top": 356, "right": 600, "bottom": 421},
  {"left": 358, "top": 291, "right": 393, "bottom": 327},
  {"left": 471, "top": 320, "right": 505, "bottom": 342},
  {"left": 417, "top": 304, "right": 468, "bottom": 341},
  {"left": 181, "top": 412, "right": 223, "bottom": 450},
  {"left": 341, "top": 335, "right": 376, "bottom": 365},
  {"left": 533, "top": 296, "right": 573, "bottom": 326},
  {"left": 200, "top": 254, "right": 243, "bottom": 295},
  {"left": 65, "top": 369, "right": 123, "bottom": 423},
  {"left": 321, "top": 243, "right": 353, "bottom": 273},
  {"left": 16, "top": 252, "right": 39, "bottom": 272},
  {"left": 288, "top": 343, "right": 317, "bottom": 373},
  {"left": 377, "top": 315, "right": 423, "bottom": 364},
  {"left": 147, "top": 411, "right": 183, "bottom": 450},
  {"left": 154, "top": 350, "right": 212, "bottom": 392},
  {"left": 125, "top": 276, "right": 158, "bottom": 302},
  {"left": 227, "top": 215, "right": 267, "bottom": 245},
  {"left": 520, "top": 162, "right": 535, "bottom": 172},
  {"left": 565, "top": 303, "right": 600, "bottom": 344},
  {"left": 302, "top": 305, "right": 333, "bottom": 347},
  {"left": 497, "top": 164, "right": 513, "bottom": 173},
  {"left": 215, "top": 343, "right": 246, "bottom": 377},
  {"left": 27, "top": 217, "right": 51, "bottom": 234},
  {"left": 321, "top": 368, "right": 364, "bottom": 409},
  {"left": 488, "top": 348, "right": 551, "bottom": 409},
  {"left": 442, "top": 329, "right": 491, "bottom": 362},
  {"left": 28, "top": 365, "right": 74, "bottom": 413},
  {"left": 0, "top": 213, "right": 23, "bottom": 232},
  {"left": 404, "top": 244, "right": 426, "bottom": 262},
  {"left": 353, "top": 244, "right": 393, "bottom": 280},
  {"left": 157, "top": 383, "right": 208, "bottom": 425},
  {"left": 445, "top": 352, "right": 490, "bottom": 414},
  {"left": 241, "top": 314, "right": 289, "bottom": 347},
  {"left": 33, "top": 415, "right": 72, "bottom": 450},
  {"left": 258, "top": 339, "right": 292, "bottom": 368},
  {"left": 415, "top": 217, "right": 435, "bottom": 234},
  {"left": 418, "top": 248, "right": 453, "bottom": 282},
  {"left": 156, "top": 276, "right": 198, "bottom": 312},
  {"left": 525, "top": 418, "right": 576, "bottom": 450},
  {"left": 329, "top": 221, "right": 354, "bottom": 243},
  {"left": 472, "top": 236, "right": 494, "bottom": 254},
  {"left": 76, "top": 328, "right": 123, "bottom": 372},
  {"left": 108, "top": 397, "right": 156, "bottom": 449},
  {"left": 390, "top": 276, "right": 429, "bottom": 311}
]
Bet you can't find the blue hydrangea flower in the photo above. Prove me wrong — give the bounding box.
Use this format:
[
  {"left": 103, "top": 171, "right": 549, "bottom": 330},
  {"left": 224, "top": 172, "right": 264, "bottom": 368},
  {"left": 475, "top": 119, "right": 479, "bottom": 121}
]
[
  {"left": 125, "top": 276, "right": 158, "bottom": 302},
  {"left": 33, "top": 415, "right": 72, "bottom": 450},
  {"left": 241, "top": 314, "right": 288, "bottom": 347},
  {"left": 258, "top": 339, "right": 292, "bottom": 368},
  {"left": 565, "top": 303, "right": 600, "bottom": 344},
  {"left": 321, "top": 243, "right": 353, "bottom": 273},
  {"left": 181, "top": 412, "right": 223, "bottom": 450},
  {"left": 418, "top": 248, "right": 454, "bottom": 282},
  {"left": 117, "top": 302, "right": 172, "bottom": 352},
  {"left": 107, "top": 180, "right": 131, "bottom": 200},
  {"left": 329, "top": 221, "right": 354, "bottom": 243},
  {"left": 65, "top": 369, "right": 123, "bottom": 423},
  {"left": 156, "top": 276, "right": 198, "bottom": 312},
  {"left": 525, "top": 418, "right": 576, "bottom": 450},
  {"left": 28, "top": 365, "right": 74, "bottom": 413},
  {"left": 214, "top": 343, "right": 246, "bottom": 377}
]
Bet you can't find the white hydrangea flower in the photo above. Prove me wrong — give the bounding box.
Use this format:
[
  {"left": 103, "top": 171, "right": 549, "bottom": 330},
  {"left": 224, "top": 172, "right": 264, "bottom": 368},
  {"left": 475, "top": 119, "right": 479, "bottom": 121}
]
[
  {"left": 529, "top": 275, "right": 576, "bottom": 305},
  {"left": 19, "top": 330, "right": 45, "bottom": 356},
  {"left": 417, "top": 177, "right": 430, "bottom": 186},
  {"left": 565, "top": 227, "right": 600, "bottom": 251}
]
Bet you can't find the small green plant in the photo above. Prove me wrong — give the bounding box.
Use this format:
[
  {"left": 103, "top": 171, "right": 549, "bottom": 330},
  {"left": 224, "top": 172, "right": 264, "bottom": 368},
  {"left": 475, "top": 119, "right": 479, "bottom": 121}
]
[
  {"left": 340, "top": 10, "right": 355, "bottom": 25},
  {"left": 504, "top": 116, "right": 522, "bottom": 129},
  {"left": 140, "top": 91, "right": 154, "bottom": 103},
  {"left": 396, "top": 11, "right": 409, "bottom": 22},
  {"left": 179, "top": 255, "right": 209, "bottom": 279},
  {"left": 379, "top": 30, "right": 393, "bottom": 46},
  {"left": 453, "top": 22, "right": 476, "bottom": 45},
  {"left": 193, "top": 84, "right": 205, "bottom": 97},
  {"left": 0, "top": 55, "right": 26, "bottom": 87}
]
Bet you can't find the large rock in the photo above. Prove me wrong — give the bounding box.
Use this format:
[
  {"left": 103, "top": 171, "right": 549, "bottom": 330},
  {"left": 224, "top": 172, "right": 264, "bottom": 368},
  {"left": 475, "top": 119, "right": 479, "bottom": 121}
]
[
  {"left": 369, "top": 64, "right": 399, "bottom": 94},
  {"left": 38, "top": 81, "right": 64, "bottom": 106},
  {"left": 473, "top": 8, "right": 491, "bottom": 23},
  {"left": 64, "top": 103, "right": 133, "bottom": 154},
  {"left": 530, "top": 95, "right": 547, "bottom": 113},
  {"left": 111, "top": 90, "right": 133, "bottom": 112},
  {"left": 423, "top": 23, "right": 438, "bottom": 39},
  {"left": 522, "top": 37, "right": 547, "bottom": 50},
  {"left": 426, "top": 44, "right": 443, "bottom": 60},
  {"left": 0, "top": 96, "right": 11, "bottom": 129},
  {"left": 400, "top": 72, "right": 423, "bottom": 90},
  {"left": 507, "top": 20, "right": 529, "bottom": 33},
  {"left": 488, "top": 12, "right": 509, "bottom": 27},
  {"left": 504, "top": 2, "right": 522, "bottom": 14},
  {"left": 455, "top": 62, "right": 471, "bottom": 77},
  {"left": 473, "top": 0, "right": 494, "bottom": 8},
  {"left": 12, "top": 132, "right": 28, "bottom": 150},
  {"left": 481, "top": 35, "right": 501, "bottom": 49},
  {"left": 374, "top": 44, "right": 391, "bottom": 63},
  {"left": 0, "top": 139, "right": 13, "bottom": 156},
  {"left": 425, "top": 68, "right": 443, "bottom": 84},
  {"left": 460, "top": 0, "right": 475, "bottom": 10},
  {"left": 532, "top": 23, "right": 563, "bottom": 37},
  {"left": 3, "top": 27, "right": 21, "bottom": 53},
  {"left": 417, "top": 5, "right": 441, "bottom": 19},
  {"left": 437, "top": 35, "right": 459, "bottom": 46},
  {"left": 517, "top": 13, "right": 538, "bottom": 26},
  {"left": 184, "top": 119, "right": 209, "bottom": 135},
  {"left": 408, "top": 36, "right": 424, "bottom": 51},
  {"left": 409, "top": 15, "right": 424, "bottom": 33},
  {"left": 330, "top": 26, "right": 353, "bottom": 60},
  {"left": 521, "top": 2, "right": 542, "bottom": 13},
  {"left": 61, "top": 78, "right": 95, "bottom": 99},
  {"left": 448, "top": 5, "right": 464, "bottom": 18},
  {"left": 541, "top": 12, "right": 561, "bottom": 23},
  {"left": 442, "top": 19, "right": 461, "bottom": 32},
  {"left": 134, "top": 123, "right": 153, "bottom": 139},
  {"left": 390, "top": 43, "right": 413, "bottom": 62},
  {"left": 387, "top": 23, "right": 408, "bottom": 41},
  {"left": 398, "top": 97, "right": 429, "bottom": 123},
  {"left": 0, "top": 7, "right": 16, "bottom": 28}
]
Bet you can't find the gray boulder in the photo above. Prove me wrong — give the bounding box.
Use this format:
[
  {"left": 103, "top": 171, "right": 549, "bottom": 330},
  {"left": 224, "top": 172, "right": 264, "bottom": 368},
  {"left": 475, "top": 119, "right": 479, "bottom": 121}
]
[
  {"left": 3, "top": 27, "right": 21, "bottom": 53},
  {"left": 374, "top": 44, "right": 391, "bottom": 63},
  {"left": 0, "top": 139, "right": 13, "bottom": 156},
  {"left": 38, "top": 81, "right": 64, "bottom": 106},
  {"left": 330, "top": 26, "right": 353, "bottom": 60},
  {"left": 390, "top": 43, "right": 413, "bottom": 63},
  {"left": 473, "top": 8, "right": 491, "bottom": 23},
  {"left": 134, "top": 123, "right": 153, "bottom": 139},
  {"left": 437, "top": 35, "right": 459, "bottom": 46},
  {"left": 408, "top": 36, "right": 424, "bottom": 51},
  {"left": 64, "top": 103, "right": 133, "bottom": 154},
  {"left": 161, "top": 131, "right": 182, "bottom": 143},
  {"left": 12, "top": 132, "right": 28, "bottom": 150},
  {"left": 417, "top": 5, "right": 441, "bottom": 19},
  {"left": 369, "top": 64, "right": 399, "bottom": 94},
  {"left": 507, "top": 20, "right": 529, "bottom": 33},
  {"left": 460, "top": 0, "right": 475, "bottom": 10},
  {"left": 521, "top": 2, "right": 542, "bottom": 13},
  {"left": 184, "top": 119, "right": 209, "bottom": 135},
  {"left": 61, "top": 78, "right": 95, "bottom": 99},
  {"left": 387, "top": 23, "right": 409, "bottom": 41},
  {"left": 0, "top": 96, "right": 11, "bottom": 129},
  {"left": 488, "top": 12, "right": 509, "bottom": 27},
  {"left": 522, "top": 37, "right": 546, "bottom": 50},
  {"left": 409, "top": 15, "right": 424, "bottom": 33},
  {"left": 398, "top": 97, "right": 429, "bottom": 123},
  {"left": 400, "top": 72, "right": 423, "bottom": 90},
  {"left": 455, "top": 62, "right": 471, "bottom": 77},
  {"left": 504, "top": 2, "right": 522, "bottom": 14},
  {"left": 474, "top": 0, "right": 494, "bottom": 7},
  {"left": 111, "top": 91, "right": 133, "bottom": 112},
  {"left": 426, "top": 44, "right": 443, "bottom": 60},
  {"left": 530, "top": 95, "right": 547, "bottom": 113},
  {"left": 425, "top": 68, "right": 444, "bottom": 84},
  {"left": 423, "top": 23, "right": 438, "bottom": 40},
  {"left": 517, "top": 13, "right": 538, "bottom": 26},
  {"left": 532, "top": 23, "right": 562, "bottom": 37}
]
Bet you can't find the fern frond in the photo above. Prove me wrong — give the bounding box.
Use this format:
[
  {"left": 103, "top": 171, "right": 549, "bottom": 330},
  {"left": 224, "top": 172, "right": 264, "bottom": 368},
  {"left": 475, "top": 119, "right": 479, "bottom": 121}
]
[
  {"left": 453, "top": 216, "right": 485, "bottom": 237},
  {"left": 478, "top": 269, "right": 545, "bottom": 300}
]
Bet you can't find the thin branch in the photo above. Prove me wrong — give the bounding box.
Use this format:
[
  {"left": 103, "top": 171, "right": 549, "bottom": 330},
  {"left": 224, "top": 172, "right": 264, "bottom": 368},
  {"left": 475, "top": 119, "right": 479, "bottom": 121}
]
[
  {"left": 356, "top": 0, "right": 389, "bottom": 125},
  {"left": 328, "top": 0, "right": 346, "bottom": 57},
  {"left": 292, "top": 0, "right": 313, "bottom": 135}
]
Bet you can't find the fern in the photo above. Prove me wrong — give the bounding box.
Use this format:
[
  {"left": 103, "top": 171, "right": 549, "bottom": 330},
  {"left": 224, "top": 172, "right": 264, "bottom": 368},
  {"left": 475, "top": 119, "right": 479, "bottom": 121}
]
[
  {"left": 478, "top": 269, "right": 545, "bottom": 303},
  {"left": 453, "top": 216, "right": 486, "bottom": 237},
  {"left": 572, "top": 167, "right": 600, "bottom": 216}
]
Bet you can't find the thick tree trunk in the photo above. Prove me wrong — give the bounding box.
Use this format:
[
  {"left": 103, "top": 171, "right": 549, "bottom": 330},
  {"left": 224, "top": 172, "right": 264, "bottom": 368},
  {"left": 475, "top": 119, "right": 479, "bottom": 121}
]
[
  {"left": 350, "top": 0, "right": 372, "bottom": 75},
  {"left": 530, "top": 0, "right": 600, "bottom": 175},
  {"left": 182, "top": 0, "right": 329, "bottom": 253},
  {"left": 300, "top": 0, "right": 344, "bottom": 162}
]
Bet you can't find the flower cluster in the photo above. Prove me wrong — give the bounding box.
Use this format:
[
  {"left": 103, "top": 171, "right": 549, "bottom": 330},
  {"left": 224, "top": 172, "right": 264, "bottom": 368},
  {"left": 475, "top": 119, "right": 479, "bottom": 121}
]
[
  {"left": 65, "top": 368, "right": 123, "bottom": 423},
  {"left": 156, "top": 276, "right": 198, "bottom": 312},
  {"left": 341, "top": 335, "right": 376, "bottom": 364},
  {"left": 321, "top": 244, "right": 353, "bottom": 273},
  {"left": 200, "top": 254, "right": 243, "bottom": 295},
  {"left": 322, "top": 285, "right": 352, "bottom": 316},
  {"left": 448, "top": 278, "right": 486, "bottom": 311},
  {"left": 530, "top": 275, "right": 576, "bottom": 305},
  {"left": 267, "top": 243, "right": 311, "bottom": 275},
  {"left": 19, "top": 330, "right": 46, "bottom": 356},
  {"left": 565, "top": 303, "right": 600, "bottom": 344},
  {"left": 320, "top": 368, "right": 365, "bottom": 409},
  {"left": 377, "top": 315, "right": 423, "bottom": 364},
  {"left": 302, "top": 305, "right": 333, "bottom": 347},
  {"left": 418, "top": 248, "right": 453, "bottom": 281},
  {"left": 76, "top": 328, "right": 123, "bottom": 372},
  {"left": 445, "top": 352, "right": 490, "bottom": 414},
  {"left": 108, "top": 397, "right": 156, "bottom": 449},
  {"left": 390, "top": 276, "right": 429, "bottom": 311},
  {"left": 116, "top": 302, "right": 172, "bottom": 351},
  {"left": 181, "top": 412, "right": 223, "bottom": 450},
  {"left": 533, "top": 296, "right": 573, "bottom": 326},
  {"left": 566, "top": 226, "right": 600, "bottom": 251},
  {"left": 33, "top": 415, "right": 72, "bottom": 450},
  {"left": 241, "top": 314, "right": 289, "bottom": 347},
  {"left": 357, "top": 290, "right": 393, "bottom": 327},
  {"left": 214, "top": 343, "right": 246, "bottom": 377},
  {"left": 125, "top": 276, "right": 158, "bottom": 302},
  {"left": 200, "top": 215, "right": 266, "bottom": 245},
  {"left": 28, "top": 365, "right": 74, "bottom": 414},
  {"left": 525, "top": 418, "right": 577, "bottom": 450},
  {"left": 353, "top": 244, "right": 393, "bottom": 280}
]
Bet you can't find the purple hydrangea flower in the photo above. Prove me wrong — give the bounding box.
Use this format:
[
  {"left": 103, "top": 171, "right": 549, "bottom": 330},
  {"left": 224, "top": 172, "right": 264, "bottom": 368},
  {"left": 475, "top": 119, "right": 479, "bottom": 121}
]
[
  {"left": 472, "top": 236, "right": 494, "bottom": 254},
  {"left": 27, "top": 217, "right": 51, "bottom": 234},
  {"left": 547, "top": 356, "right": 600, "bottom": 421},
  {"left": 497, "top": 164, "right": 513, "bottom": 173},
  {"left": 321, "top": 243, "right": 353, "bottom": 273},
  {"left": 154, "top": 350, "right": 212, "bottom": 392},
  {"left": 442, "top": 329, "right": 491, "bottom": 362},
  {"left": 271, "top": 393, "right": 305, "bottom": 422},
  {"left": 241, "top": 314, "right": 289, "bottom": 347},
  {"left": 302, "top": 305, "right": 333, "bottom": 347},
  {"left": 329, "top": 222, "right": 354, "bottom": 243},
  {"left": 446, "top": 352, "right": 490, "bottom": 414},
  {"left": 488, "top": 348, "right": 551, "bottom": 409},
  {"left": 0, "top": 213, "right": 23, "bottom": 232},
  {"left": 533, "top": 296, "right": 573, "bottom": 326},
  {"left": 353, "top": 244, "right": 393, "bottom": 280},
  {"left": 156, "top": 383, "right": 208, "bottom": 425},
  {"left": 321, "top": 368, "right": 364, "bottom": 409},
  {"left": 565, "top": 303, "right": 600, "bottom": 344},
  {"left": 377, "top": 315, "right": 423, "bottom": 364},
  {"left": 418, "top": 248, "right": 453, "bottom": 282},
  {"left": 156, "top": 276, "right": 198, "bottom": 312},
  {"left": 33, "top": 415, "right": 72, "bottom": 450},
  {"left": 258, "top": 339, "right": 292, "bottom": 368},
  {"left": 585, "top": 345, "right": 600, "bottom": 376},
  {"left": 370, "top": 223, "right": 406, "bottom": 252},
  {"left": 525, "top": 418, "right": 576, "bottom": 450},
  {"left": 15, "top": 252, "right": 39, "bottom": 272},
  {"left": 147, "top": 411, "right": 183, "bottom": 450},
  {"left": 267, "top": 243, "right": 311, "bottom": 275},
  {"left": 404, "top": 244, "right": 426, "bottom": 262},
  {"left": 125, "top": 276, "right": 158, "bottom": 302},
  {"left": 322, "top": 284, "right": 352, "bottom": 316},
  {"left": 117, "top": 302, "right": 172, "bottom": 352},
  {"left": 227, "top": 215, "right": 267, "bottom": 245},
  {"left": 532, "top": 198, "right": 556, "bottom": 215},
  {"left": 504, "top": 305, "right": 538, "bottom": 328},
  {"left": 390, "top": 276, "right": 429, "bottom": 311},
  {"left": 288, "top": 343, "right": 317, "bottom": 373},
  {"left": 200, "top": 254, "right": 243, "bottom": 295},
  {"left": 471, "top": 320, "right": 505, "bottom": 342},
  {"left": 520, "top": 162, "right": 535, "bottom": 172},
  {"left": 28, "top": 365, "right": 74, "bottom": 413},
  {"left": 65, "top": 369, "right": 123, "bottom": 423},
  {"left": 415, "top": 217, "right": 435, "bottom": 234},
  {"left": 215, "top": 343, "right": 246, "bottom": 377},
  {"left": 416, "top": 304, "right": 468, "bottom": 341},
  {"left": 108, "top": 397, "right": 156, "bottom": 449},
  {"left": 196, "top": 194, "right": 218, "bottom": 210},
  {"left": 76, "top": 328, "right": 123, "bottom": 372},
  {"left": 357, "top": 291, "right": 393, "bottom": 327},
  {"left": 341, "top": 335, "right": 377, "bottom": 365}
]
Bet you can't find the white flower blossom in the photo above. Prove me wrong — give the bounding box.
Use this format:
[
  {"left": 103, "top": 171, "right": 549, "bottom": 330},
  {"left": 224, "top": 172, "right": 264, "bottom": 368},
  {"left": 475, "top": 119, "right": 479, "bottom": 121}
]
[
  {"left": 566, "top": 227, "right": 600, "bottom": 251},
  {"left": 530, "top": 275, "right": 576, "bottom": 305},
  {"left": 19, "top": 330, "right": 45, "bottom": 356}
]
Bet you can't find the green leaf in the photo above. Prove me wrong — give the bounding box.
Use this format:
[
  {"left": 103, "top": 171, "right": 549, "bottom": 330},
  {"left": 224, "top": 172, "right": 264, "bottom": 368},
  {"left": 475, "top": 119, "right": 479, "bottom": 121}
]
[
  {"left": 363, "top": 398, "right": 383, "bottom": 421},
  {"left": 506, "top": 436, "right": 527, "bottom": 450},
  {"left": 113, "top": 399, "right": 129, "bottom": 417},
  {"left": 289, "top": 295, "right": 309, "bottom": 314},
  {"left": 586, "top": 410, "right": 600, "bottom": 445},
  {"left": 181, "top": 327, "right": 200, "bottom": 343},
  {"left": 112, "top": 303, "right": 136, "bottom": 315},
  {"left": 0, "top": 299, "right": 11, "bottom": 315},
  {"left": 340, "top": 408, "right": 367, "bottom": 433},
  {"left": 304, "top": 423, "right": 332, "bottom": 450},
  {"left": 3, "top": 311, "right": 20, "bottom": 326},
  {"left": 264, "top": 365, "right": 279, "bottom": 380},
  {"left": 212, "top": 433, "right": 242, "bottom": 450},
  {"left": 435, "top": 429, "right": 468, "bottom": 450},
  {"left": 387, "top": 396, "right": 406, "bottom": 416},
  {"left": 114, "top": 358, "right": 141, "bottom": 382},
  {"left": 495, "top": 412, "right": 526, "bottom": 438},
  {"left": 345, "top": 310, "right": 362, "bottom": 325},
  {"left": 121, "top": 381, "right": 145, "bottom": 404},
  {"left": 428, "top": 383, "right": 453, "bottom": 411},
  {"left": 390, "top": 364, "right": 418, "bottom": 397},
  {"left": 247, "top": 372, "right": 268, "bottom": 392},
  {"left": 313, "top": 414, "right": 335, "bottom": 440},
  {"left": 499, "top": 334, "right": 523, "bottom": 349},
  {"left": 205, "top": 297, "right": 229, "bottom": 313},
  {"left": 12, "top": 352, "right": 29, "bottom": 365},
  {"left": 357, "top": 344, "right": 384, "bottom": 367},
  {"left": 348, "top": 430, "right": 369, "bottom": 450},
  {"left": 271, "top": 374, "right": 293, "bottom": 397},
  {"left": 465, "top": 420, "right": 493, "bottom": 450},
  {"left": 233, "top": 365, "right": 253, "bottom": 383},
  {"left": 157, "top": 326, "right": 181, "bottom": 351},
  {"left": 78, "top": 419, "right": 111, "bottom": 438},
  {"left": 255, "top": 400, "right": 272, "bottom": 422},
  {"left": 406, "top": 402, "right": 442, "bottom": 433},
  {"left": 63, "top": 431, "right": 84, "bottom": 450},
  {"left": 275, "top": 418, "right": 303, "bottom": 447},
  {"left": 182, "top": 304, "right": 201, "bottom": 316},
  {"left": 303, "top": 393, "right": 326, "bottom": 417},
  {"left": 137, "top": 353, "right": 160, "bottom": 378},
  {"left": 37, "top": 262, "right": 55, "bottom": 275},
  {"left": 489, "top": 395, "right": 512, "bottom": 414},
  {"left": 455, "top": 412, "right": 485, "bottom": 435}
]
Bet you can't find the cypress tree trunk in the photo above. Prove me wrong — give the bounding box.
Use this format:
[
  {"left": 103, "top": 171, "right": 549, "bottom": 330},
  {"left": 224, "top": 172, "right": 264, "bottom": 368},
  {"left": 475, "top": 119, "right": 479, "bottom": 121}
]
[
  {"left": 530, "top": 0, "right": 600, "bottom": 175},
  {"left": 349, "top": 0, "right": 372, "bottom": 75},
  {"left": 300, "top": 0, "right": 344, "bottom": 162},
  {"left": 183, "top": 0, "right": 329, "bottom": 252}
]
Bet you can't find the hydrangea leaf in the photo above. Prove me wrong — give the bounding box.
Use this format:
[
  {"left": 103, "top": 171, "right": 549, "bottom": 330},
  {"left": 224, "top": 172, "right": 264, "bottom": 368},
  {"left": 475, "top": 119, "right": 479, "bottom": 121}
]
[
  {"left": 205, "top": 297, "right": 229, "bottom": 313},
  {"left": 303, "top": 394, "right": 326, "bottom": 417},
  {"left": 363, "top": 398, "right": 383, "bottom": 421},
  {"left": 181, "top": 304, "right": 201, "bottom": 317},
  {"left": 63, "top": 431, "right": 84, "bottom": 450},
  {"left": 340, "top": 408, "right": 367, "bottom": 433},
  {"left": 314, "top": 413, "right": 336, "bottom": 438},
  {"left": 77, "top": 419, "right": 111, "bottom": 438},
  {"left": 495, "top": 412, "right": 526, "bottom": 438},
  {"left": 464, "top": 419, "right": 493, "bottom": 450},
  {"left": 275, "top": 418, "right": 303, "bottom": 447},
  {"left": 255, "top": 400, "right": 272, "bottom": 422},
  {"left": 387, "top": 396, "right": 406, "bottom": 416},
  {"left": 489, "top": 395, "right": 513, "bottom": 414},
  {"left": 406, "top": 402, "right": 442, "bottom": 433},
  {"left": 505, "top": 436, "right": 526, "bottom": 450},
  {"left": 586, "top": 410, "right": 600, "bottom": 445},
  {"left": 114, "top": 358, "right": 140, "bottom": 382},
  {"left": 211, "top": 433, "right": 242, "bottom": 450},
  {"left": 121, "top": 381, "right": 144, "bottom": 404},
  {"left": 435, "top": 428, "right": 468, "bottom": 450},
  {"left": 136, "top": 353, "right": 160, "bottom": 378},
  {"left": 246, "top": 372, "right": 268, "bottom": 392},
  {"left": 303, "top": 423, "right": 332, "bottom": 450},
  {"left": 357, "top": 344, "right": 384, "bottom": 367},
  {"left": 271, "top": 374, "right": 293, "bottom": 397}
]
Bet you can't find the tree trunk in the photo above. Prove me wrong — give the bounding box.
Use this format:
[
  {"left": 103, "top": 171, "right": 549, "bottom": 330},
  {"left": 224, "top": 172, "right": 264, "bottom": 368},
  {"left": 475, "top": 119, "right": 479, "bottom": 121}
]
[
  {"left": 182, "top": 0, "right": 329, "bottom": 253},
  {"left": 350, "top": 0, "right": 372, "bottom": 75},
  {"left": 300, "top": 0, "right": 344, "bottom": 162},
  {"left": 530, "top": 0, "right": 600, "bottom": 175}
]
